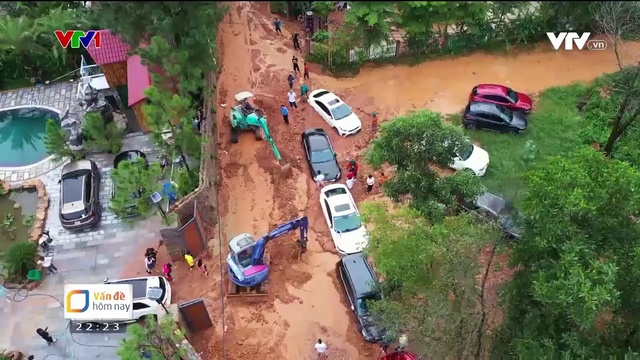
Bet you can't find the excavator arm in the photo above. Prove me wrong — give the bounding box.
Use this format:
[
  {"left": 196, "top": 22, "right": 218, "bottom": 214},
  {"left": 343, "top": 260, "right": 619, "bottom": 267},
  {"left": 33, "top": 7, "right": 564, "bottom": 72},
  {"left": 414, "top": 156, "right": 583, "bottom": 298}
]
[
  {"left": 250, "top": 216, "right": 308, "bottom": 265},
  {"left": 258, "top": 117, "right": 283, "bottom": 163}
]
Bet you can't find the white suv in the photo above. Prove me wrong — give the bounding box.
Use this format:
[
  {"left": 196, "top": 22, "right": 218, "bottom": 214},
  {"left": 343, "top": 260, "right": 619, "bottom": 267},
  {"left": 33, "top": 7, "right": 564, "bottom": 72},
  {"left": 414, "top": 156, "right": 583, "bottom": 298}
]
[{"left": 103, "top": 276, "right": 171, "bottom": 321}]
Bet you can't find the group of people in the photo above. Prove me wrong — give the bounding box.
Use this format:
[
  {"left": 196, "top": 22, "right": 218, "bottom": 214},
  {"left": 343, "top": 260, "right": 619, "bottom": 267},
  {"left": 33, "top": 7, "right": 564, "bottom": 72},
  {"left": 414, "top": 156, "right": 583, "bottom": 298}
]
[
  {"left": 281, "top": 57, "right": 310, "bottom": 125},
  {"left": 315, "top": 159, "right": 388, "bottom": 194},
  {"left": 145, "top": 247, "right": 208, "bottom": 281}
]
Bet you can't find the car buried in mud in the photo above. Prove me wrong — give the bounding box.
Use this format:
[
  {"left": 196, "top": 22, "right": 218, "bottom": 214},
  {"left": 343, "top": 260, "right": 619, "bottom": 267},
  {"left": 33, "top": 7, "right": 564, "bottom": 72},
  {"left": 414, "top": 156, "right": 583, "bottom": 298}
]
[
  {"left": 301, "top": 128, "right": 341, "bottom": 181},
  {"left": 309, "top": 89, "right": 362, "bottom": 137},
  {"left": 463, "top": 101, "right": 528, "bottom": 134},
  {"left": 470, "top": 84, "right": 533, "bottom": 113},
  {"left": 319, "top": 184, "right": 369, "bottom": 255}
]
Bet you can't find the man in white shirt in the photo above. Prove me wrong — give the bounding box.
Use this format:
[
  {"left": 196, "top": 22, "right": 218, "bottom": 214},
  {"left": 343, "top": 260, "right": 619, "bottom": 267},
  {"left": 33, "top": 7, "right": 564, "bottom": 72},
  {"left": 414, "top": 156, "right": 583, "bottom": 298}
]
[
  {"left": 287, "top": 90, "right": 298, "bottom": 109},
  {"left": 366, "top": 174, "right": 375, "bottom": 193},
  {"left": 346, "top": 173, "right": 355, "bottom": 189},
  {"left": 37, "top": 256, "right": 58, "bottom": 274},
  {"left": 315, "top": 339, "right": 328, "bottom": 359},
  {"left": 314, "top": 170, "right": 325, "bottom": 188}
]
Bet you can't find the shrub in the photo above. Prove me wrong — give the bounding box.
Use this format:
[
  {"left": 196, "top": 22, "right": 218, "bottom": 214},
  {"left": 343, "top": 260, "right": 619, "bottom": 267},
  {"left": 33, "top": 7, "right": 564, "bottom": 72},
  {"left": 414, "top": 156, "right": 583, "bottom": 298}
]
[
  {"left": 4, "top": 242, "right": 38, "bottom": 279},
  {"left": 269, "top": 1, "right": 286, "bottom": 15},
  {"left": 83, "top": 112, "right": 124, "bottom": 154},
  {"left": 176, "top": 166, "right": 200, "bottom": 197}
]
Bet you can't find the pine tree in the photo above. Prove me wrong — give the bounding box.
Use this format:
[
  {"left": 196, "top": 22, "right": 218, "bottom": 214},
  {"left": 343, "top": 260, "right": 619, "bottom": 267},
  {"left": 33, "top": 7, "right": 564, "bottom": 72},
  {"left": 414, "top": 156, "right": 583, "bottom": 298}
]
[
  {"left": 43, "top": 118, "right": 75, "bottom": 161},
  {"left": 116, "top": 317, "right": 187, "bottom": 360}
]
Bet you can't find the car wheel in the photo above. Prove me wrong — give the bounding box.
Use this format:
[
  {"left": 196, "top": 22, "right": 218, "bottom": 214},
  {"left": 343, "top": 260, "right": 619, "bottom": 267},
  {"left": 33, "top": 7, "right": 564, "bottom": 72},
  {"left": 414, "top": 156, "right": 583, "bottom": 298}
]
[
  {"left": 333, "top": 127, "right": 340, "bottom": 136},
  {"left": 465, "top": 122, "right": 476, "bottom": 130},
  {"left": 511, "top": 129, "right": 520, "bottom": 134}
]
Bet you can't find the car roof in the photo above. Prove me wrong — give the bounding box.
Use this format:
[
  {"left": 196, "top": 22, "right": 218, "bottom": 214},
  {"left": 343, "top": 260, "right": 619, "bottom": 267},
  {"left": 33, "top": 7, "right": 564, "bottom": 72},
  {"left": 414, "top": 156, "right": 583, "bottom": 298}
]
[
  {"left": 310, "top": 89, "right": 344, "bottom": 107},
  {"left": 322, "top": 185, "right": 356, "bottom": 213},
  {"left": 469, "top": 101, "right": 506, "bottom": 115},
  {"left": 106, "top": 276, "right": 157, "bottom": 299},
  {"left": 476, "top": 84, "right": 508, "bottom": 96},
  {"left": 476, "top": 192, "right": 506, "bottom": 214},
  {"left": 62, "top": 159, "right": 94, "bottom": 175},
  {"left": 310, "top": 89, "right": 331, "bottom": 99},
  {"left": 308, "top": 133, "right": 330, "bottom": 150},
  {"left": 341, "top": 253, "right": 379, "bottom": 298}
]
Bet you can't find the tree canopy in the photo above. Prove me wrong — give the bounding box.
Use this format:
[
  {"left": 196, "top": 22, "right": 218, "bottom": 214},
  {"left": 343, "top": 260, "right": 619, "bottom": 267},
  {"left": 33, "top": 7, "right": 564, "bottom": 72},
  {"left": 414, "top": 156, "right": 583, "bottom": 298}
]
[
  {"left": 116, "top": 317, "right": 187, "bottom": 360},
  {"left": 494, "top": 148, "right": 640, "bottom": 358},
  {"left": 110, "top": 157, "right": 162, "bottom": 219}
]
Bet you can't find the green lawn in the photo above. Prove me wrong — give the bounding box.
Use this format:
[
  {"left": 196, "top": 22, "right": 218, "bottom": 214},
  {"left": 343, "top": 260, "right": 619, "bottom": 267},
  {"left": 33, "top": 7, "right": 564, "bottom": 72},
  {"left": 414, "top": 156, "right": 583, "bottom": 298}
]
[{"left": 461, "top": 83, "right": 589, "bottom": 203}]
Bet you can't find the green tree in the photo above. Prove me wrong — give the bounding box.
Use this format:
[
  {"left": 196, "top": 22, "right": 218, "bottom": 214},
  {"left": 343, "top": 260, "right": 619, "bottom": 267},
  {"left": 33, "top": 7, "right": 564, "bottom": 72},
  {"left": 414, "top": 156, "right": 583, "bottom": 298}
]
[
  {"left": 4, "top": 242, "right": 38, "bottom": 280},
  {"left": 311, "top": 1, "right": 334, "bottom": 17},
  {"left": 110, "top": 157, "right": 162, "bottom": 219},
  {"left": 361, "top": 201, "right": 499, "bottom": 358},
  {"left": 116, "top": 317, "right": 187, "bottom": 360},
  {"left": 83, "top": 112, "right": 124, "bottom": 154},
  {"left": 345, "top": 2, "right": 398, "bottom": 46},
  {"left": 494, "top": 148, "right": 640, "bottom": 358},
  {"left": 368, "top": 110, "right": 485, "bottom": 220},
  {"left": 44, "top": 119, "right": 76, "bottom": 161}
]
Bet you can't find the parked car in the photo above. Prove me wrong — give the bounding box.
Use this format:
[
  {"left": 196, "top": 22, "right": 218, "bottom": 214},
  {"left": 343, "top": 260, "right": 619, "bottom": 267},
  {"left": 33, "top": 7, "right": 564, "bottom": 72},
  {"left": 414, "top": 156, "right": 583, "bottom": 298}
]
[
  {"left": 450, "top": 140, "right": 490, "bottom": 176},
  {"left": 470, "top": 84, "right": 533, "bottom": 113},
  {"left": 461, "top": 192, "right": 521, "bottom": 239},
  {"left": 336, "top": 253, "right": 385, "bottom": 342},
  {"left": 103, "top": 276, "right": 171, "bottom": 321},
  {"left": 319, "top": 184, "right": 369, "bottom": 255},
  {"left": 301, "top": 128, "right": 341, "bottom": 181},
  {"left": 463, "top": 102, "right": 528, "bottom": 133},
  {"left": 111, "top": 150, "right": 149, "bottom": 217},
  {"left": 59, "top": 159, "right": 101, "bottom": 230},
  {"left": 309, "top": 89, "right": 362, "bottom": 137}
]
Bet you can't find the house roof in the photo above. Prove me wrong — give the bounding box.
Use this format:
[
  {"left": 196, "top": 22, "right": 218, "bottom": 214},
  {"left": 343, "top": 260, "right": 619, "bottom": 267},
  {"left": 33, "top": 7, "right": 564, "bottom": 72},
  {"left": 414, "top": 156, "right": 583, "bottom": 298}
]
[
  {"left": 127, "top": 55, "right": 151, "bottom": 106},
  {"left": 86, "top": 29, "right": 131, "bottom": 65}
]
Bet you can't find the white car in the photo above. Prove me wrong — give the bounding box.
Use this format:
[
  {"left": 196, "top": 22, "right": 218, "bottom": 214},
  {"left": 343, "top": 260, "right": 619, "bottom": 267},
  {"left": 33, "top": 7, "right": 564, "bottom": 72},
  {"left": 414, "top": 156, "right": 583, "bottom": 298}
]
[
  {"left": 309, "top": 89, "right": 362, "bottom": 137},
  {"left": 450, "top": 141, "right": 489, "bottom": 176},
  {"left": 319, "top": 184, "right": 369, "bottom": 255},
  {"left": 103, "top": 276, "right": 171, "bottom": 321}
]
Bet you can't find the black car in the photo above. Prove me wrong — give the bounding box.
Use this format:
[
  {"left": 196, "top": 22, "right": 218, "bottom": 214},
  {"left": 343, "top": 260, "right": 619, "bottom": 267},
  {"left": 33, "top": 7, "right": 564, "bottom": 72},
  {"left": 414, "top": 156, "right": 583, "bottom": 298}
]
[
  {"left": 301, "top": 128, "right": 341, "bottom": 181},
  {"left": 111, "top": 151, "right": 148, "bottom": 217},
  {"left": 59, "top": 159, "right": 101, "bottom": 230},
  {"left": 337, "top": 253, "right": 385, "bottom": 342},
  {"left": 461, "top": 192, "right": 521, "bottom": 239},
  {"left": 463, "top": 101, "right": 528, "bottom": 133}
]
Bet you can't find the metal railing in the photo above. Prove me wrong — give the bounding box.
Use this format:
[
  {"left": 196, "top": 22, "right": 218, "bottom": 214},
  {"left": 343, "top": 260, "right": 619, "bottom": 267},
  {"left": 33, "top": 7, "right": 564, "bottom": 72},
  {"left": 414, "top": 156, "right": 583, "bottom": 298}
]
[{"left": 80, "top": 64, "right": 104, "bottom": 77}]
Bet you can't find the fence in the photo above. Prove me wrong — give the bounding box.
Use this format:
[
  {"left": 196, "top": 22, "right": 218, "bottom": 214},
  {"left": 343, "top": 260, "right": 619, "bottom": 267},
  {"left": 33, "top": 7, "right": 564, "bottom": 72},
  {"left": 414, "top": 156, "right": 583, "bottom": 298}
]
[{"left": 349, "top": 40, "right": 398, "bottom": 62}]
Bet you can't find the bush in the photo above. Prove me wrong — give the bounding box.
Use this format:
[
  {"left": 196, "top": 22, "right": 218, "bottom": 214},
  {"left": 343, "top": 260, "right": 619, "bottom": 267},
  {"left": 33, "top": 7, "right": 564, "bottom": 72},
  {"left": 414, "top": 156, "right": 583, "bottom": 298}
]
[
  {"left": 176, "top": 166, "right": 200, "bottom": 197},
  {"left": 4, "top": 242, "right": 38, "bottom": 280},
  {"left": 269, "top": 1, "right": 287, "bottom": 15},
  {"left": 83, "top": 111, "right": 124, "bottom": 154}
]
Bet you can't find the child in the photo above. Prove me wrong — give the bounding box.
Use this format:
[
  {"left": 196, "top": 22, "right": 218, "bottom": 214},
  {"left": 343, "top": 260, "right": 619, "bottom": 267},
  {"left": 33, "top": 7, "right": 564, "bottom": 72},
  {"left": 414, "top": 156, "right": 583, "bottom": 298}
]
[
  {"left": 196, "top": 259, "right": 208, "bottom": 277},
  {"left": 145, "top": 255, "right": 156, "bottom": 275},
  {"left": 371, "top": 112, "right": 379, "bottom": 134},
  {"left": 184, "top": 251, "right": 195, "bottom": 271},
  {"left": 163, "top": 263, "right": 173, "bottom": 281}
]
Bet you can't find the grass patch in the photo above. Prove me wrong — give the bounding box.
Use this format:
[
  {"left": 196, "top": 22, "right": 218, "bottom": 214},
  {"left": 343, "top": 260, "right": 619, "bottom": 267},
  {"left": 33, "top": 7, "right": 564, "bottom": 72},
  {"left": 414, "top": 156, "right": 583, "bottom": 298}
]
[{"left": 462, "top": 83, "right": 589, "bottom": 203}]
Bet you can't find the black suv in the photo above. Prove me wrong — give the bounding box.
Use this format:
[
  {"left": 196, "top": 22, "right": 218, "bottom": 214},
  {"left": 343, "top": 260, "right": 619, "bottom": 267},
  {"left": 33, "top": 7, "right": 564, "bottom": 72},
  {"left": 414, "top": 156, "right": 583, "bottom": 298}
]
[
  {"left": 336, "top": 253, "right": 385, "bottom": 342},
  {"left": 59, "top": 159, "right": 101, "bottom": 230}
]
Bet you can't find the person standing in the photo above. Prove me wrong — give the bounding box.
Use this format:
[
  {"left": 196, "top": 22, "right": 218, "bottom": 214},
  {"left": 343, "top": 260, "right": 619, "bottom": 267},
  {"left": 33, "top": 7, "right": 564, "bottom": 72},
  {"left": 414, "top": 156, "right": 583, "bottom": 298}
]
[
  {"left": 280, "top": 105, "right": 289, "bottom": 124},
  {"left": 371, "top": 112, "right": 379, "bottom": 134},
  {"left": 366, "top": 174, "right": 375, "bottom": 193},
  {"left": 274, "top": 18, "right": 283, "bottom": 34},
  {"left": 300, "top": 83, "right": 309, "bottom": 102},
  {"left": 292, "top": 55, "right": 300, "bottom": 74},
  {"left": 37, "top": 255, "right": 58, "bottom": 275},
  {"left": 379, "top": 171, "right": 389, "bottom": 186},
  {"left": 314, "top": 170, "right": 325, "bottom": 188},
  {"left": 346, "top": 173, "right": 355, "bottom": 190},
  {"left": 196, "top": 259, "right": 209, "bottom": 277},
  {"left": 163, "top": 263, "right": 173, "bottom": 281},
  {"left": 184, "top": 251, "right": 195, "bottom": 271},
  {"left": 315, "top": 339, "right": 328, "bottom": 359},
  {"left": 293, "top": 33, "right": 300, "bottom": 50},
  {"left": 304, "top": 62, "right": 310, "bottom": 80},
  {"left": 145, "top": 255, "right": 156, "bottom": 275},
  {"left": 348, "top": 160, "right": 359, "bottom": 177},
  {"left": 287, "top": 90, "right": 298, "bottom": 109},
  {"left": 287, "top": 72, "right": 295, "bottom": 89},
  {"left": 36, "top": 327, "right": 56, "bottom": 346}
]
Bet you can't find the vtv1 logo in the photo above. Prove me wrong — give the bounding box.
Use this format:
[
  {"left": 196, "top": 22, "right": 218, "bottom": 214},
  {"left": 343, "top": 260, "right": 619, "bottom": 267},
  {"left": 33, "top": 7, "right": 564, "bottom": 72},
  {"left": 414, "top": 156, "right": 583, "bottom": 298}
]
[
  {"left": 546, "top": 32, "right": 607, "bottom": 51},
  {"left": 54, "top": 30, "right": 101, "bottom": 49}
]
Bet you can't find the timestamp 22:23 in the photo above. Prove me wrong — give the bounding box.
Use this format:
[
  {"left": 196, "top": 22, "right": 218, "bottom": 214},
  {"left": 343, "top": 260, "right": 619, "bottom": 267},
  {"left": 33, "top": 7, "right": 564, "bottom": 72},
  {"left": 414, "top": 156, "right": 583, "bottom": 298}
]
[{"left": 72, "top": 321, "right": 125, "bottom": 333}]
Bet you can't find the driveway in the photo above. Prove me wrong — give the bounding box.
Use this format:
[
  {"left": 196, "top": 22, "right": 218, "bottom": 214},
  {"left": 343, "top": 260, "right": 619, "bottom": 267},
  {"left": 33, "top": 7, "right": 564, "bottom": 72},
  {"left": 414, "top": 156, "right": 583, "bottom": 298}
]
[{"left": 0, "top": 133, "right": 167, "bottom": 359}]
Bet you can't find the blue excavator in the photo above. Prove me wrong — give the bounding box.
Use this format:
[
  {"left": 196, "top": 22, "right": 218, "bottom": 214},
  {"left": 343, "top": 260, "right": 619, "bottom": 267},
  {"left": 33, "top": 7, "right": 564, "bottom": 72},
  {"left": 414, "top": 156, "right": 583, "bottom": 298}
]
[{"left": 227, "top": 216, "right": 308, "bottom": 297}]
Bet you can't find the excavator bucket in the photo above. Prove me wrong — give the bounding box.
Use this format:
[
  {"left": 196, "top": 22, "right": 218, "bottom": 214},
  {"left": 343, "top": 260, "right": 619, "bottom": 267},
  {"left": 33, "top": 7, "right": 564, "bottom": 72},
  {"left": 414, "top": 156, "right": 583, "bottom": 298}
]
[{"left": 280, "top": 162, "right": 292, "bottom": 177}]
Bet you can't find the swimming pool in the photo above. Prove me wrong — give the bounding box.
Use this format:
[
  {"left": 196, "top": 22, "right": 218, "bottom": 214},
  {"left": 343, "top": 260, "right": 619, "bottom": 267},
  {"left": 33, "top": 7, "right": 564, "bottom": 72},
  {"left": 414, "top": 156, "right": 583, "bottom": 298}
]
[{"left": 0, "top": 106, "right": 61, "bottom": 168}]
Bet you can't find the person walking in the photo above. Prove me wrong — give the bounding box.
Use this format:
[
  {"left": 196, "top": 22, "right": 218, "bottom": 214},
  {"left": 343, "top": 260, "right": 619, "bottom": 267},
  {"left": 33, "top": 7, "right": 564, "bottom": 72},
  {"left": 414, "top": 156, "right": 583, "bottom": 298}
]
[
  {"left": 346, "top": 173, "right": 355, "bottom": 190},
  {"left": 145, "top": 255, "right": 156, "bottom": 275},
  {"left": 314, "top": 170, "right": 325, "bottom": 188},
  {"left": 304, "top": 62, "right": 310, "bottom": 80},
  {"left": 36, "top": 327, "right": 56, "bottom": 346},
  {"left": 274, "top": 18, "right": 283, "bottom": 35},
  {"left": 287, "top": 90, "right": 298, "bottom": 109},
  {"left": 315, "top": 339, "right": 328, "bottom": 359},
  {"left": 300, "top": 83, "right": 309, "bottom": 102},
  {"left": 280, "top": 105, "right": 289, "bottom": 124},
  {"left": 371, "top": 112, "right": 379, "bottom": 134},
  {"left": 163, "top": 263, "right": 173, "bottom": 281},
  {"left": 145, "top": 247, "right": 157, "bottom": 260},
  {"left": 366, "top": 174, "right": 375, "bottom": 193},
  {"left": 292, "top": 55, "right": 300, "bottom": 74},
  {"left": 293, "top": 33, "right": 301, "bottom": 50},
  {"left": 37, "top": 255, "right": 58, "bottom": 275},
  {"left": 287, "top": 72, "right": 295, "bottom": 89},
  {"left": 196, "top": 259, "right": 209, "bottom": 277},
  {"left": 184, "top": 251, "right": 195, "bottom": 271}
]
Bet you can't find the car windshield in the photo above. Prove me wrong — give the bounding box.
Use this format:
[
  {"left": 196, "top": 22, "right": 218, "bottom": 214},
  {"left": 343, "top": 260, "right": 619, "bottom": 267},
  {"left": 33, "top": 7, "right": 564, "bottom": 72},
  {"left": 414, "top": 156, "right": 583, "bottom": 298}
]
[
  {"left": 62, "top": 175, "right": 85, "bottom": 204},
  {"left": 457, "top": 142, "right": 474, "bottom": 161},
  {"left": 495, "top": 105, "right": 513, "bottom": 123},
  {"left": 330, "top": 104, "right": 352, "bottom": 120},
  {"left": 506, "top": 88, "right": 518, "bottom": 103},
  {"left": 312, "top": 149, "right": 334, "bottom": 162},
  {"left": 333, "top": 212, "right": 362, "bottom": 233},
  {"left": 357, "top": 294, "right": 381, "bottom": 315}
]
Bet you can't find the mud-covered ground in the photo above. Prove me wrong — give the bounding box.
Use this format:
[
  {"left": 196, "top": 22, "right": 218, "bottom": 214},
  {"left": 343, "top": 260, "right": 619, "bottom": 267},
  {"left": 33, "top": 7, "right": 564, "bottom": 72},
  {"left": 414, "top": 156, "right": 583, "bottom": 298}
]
[{"left": 162, "top": 2, "right": 640, "bottom": 359}]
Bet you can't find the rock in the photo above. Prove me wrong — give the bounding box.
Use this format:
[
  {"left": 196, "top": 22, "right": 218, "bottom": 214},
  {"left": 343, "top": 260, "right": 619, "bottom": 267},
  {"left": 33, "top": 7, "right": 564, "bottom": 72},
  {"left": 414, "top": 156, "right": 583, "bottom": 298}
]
[
  {"left": 30, "top": 222, "right": 44, "bottom": 241},
  {"left": 22, "top": 179, "right": 39, "bottom": 189},
  {"left": 37, "top": 196, "right": 49, "bottom": 211},
  {"left": 61, "top": 115, "right": 84, "bottom": 151},
  {"left": 37, "top": 181, "right": 46, "bottom": 197},
  {"left": 13, "top": 203, "right": 20, "bottom": 209},
  {"left": 36, "top": 208, "right": 47, "bottom": 221},
  {"left": 1, "top": 180, "right": 9, "bottom": 194},
  {"left": 113, "top": 112, "right": 128, "bottom": 132}
]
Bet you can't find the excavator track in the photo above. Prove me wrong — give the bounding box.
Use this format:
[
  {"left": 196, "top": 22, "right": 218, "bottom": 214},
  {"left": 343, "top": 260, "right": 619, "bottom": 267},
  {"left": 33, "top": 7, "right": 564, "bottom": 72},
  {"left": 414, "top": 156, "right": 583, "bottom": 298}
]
[{"left": 226, "top": 252, "right": 270, "bottom": 298}]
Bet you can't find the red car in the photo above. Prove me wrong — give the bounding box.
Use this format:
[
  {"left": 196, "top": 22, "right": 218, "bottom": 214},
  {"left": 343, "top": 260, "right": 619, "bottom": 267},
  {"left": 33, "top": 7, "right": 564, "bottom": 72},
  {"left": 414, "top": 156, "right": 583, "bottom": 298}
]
[{"left": 469, "top": 84, "right": 533, "bottom": 113}]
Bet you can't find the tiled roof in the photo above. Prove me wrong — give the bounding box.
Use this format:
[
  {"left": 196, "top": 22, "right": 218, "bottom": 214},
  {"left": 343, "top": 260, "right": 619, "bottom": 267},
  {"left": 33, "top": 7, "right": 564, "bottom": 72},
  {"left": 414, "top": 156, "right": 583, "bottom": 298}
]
[
  {"left": 127, "top": 55, "right": 151, "bottom": 106},
  {"left": 86, "top": 29, "right": 131, "bottom": 65}
]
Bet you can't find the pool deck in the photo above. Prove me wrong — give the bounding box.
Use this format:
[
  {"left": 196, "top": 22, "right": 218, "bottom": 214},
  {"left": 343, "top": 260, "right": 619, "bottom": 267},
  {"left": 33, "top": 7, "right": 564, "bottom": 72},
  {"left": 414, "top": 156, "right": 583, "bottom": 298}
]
[{"left": 0, "top": 81, "right": 81, "bottom": 181}]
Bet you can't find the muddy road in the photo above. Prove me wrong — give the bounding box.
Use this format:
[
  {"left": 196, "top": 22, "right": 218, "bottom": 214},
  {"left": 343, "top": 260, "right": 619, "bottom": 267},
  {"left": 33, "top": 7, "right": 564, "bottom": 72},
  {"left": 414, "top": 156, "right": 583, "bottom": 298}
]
[{"left": 180, "top": 2, "right": 640, "bottom": 359}]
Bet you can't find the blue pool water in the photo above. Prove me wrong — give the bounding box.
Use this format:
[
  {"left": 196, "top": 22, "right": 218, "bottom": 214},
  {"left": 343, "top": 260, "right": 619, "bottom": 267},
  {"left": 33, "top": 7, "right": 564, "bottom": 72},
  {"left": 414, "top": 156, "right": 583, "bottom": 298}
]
[{"left": 0, "top": 107, "right": 61, "bottom": 167}]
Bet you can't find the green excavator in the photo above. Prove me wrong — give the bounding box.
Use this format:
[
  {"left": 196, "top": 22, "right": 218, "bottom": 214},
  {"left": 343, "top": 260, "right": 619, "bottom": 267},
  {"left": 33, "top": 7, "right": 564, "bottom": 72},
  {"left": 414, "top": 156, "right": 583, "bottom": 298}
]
[{"left": 229, "top": 91, "right": 291, "bottom": 174}]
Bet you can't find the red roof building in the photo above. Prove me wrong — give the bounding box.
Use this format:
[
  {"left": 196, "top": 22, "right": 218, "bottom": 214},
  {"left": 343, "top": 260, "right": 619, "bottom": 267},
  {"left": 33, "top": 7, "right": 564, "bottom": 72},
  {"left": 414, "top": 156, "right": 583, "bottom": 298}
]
[
  {"left": 126, "top": 55, "right": 152, "bottom": 107},
  {"left": 85, "top": 29, "right": 130, "bottom": 65}
]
